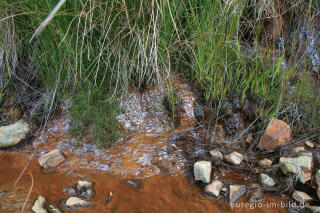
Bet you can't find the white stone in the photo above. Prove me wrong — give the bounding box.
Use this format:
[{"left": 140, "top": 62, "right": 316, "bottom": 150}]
[
  {"left": 65, "top": 197, "right": 91, "bottom": 208},
  {"left": 0, "top": 121, "right": 29, "bottom": 148},
  {"left": 204, "top": 180, "right": 223, "bottom": 197},
  {"left": 194, "top": 161, "right": 212, "bottom": 183},
  {"left": 260, "top": 173, "right": 275, "bottom": 187},
  {"left": 209, "top": 149, "right": 223, "bottom": 160},
  {"left": 292, "top": 191, "right": 312, "bottom": 204},
  {"left": 32, "top": 196, "right": 48, "bottom": 213},
  {"left": 77, "top": 180, "right": 93, "bottom": 191},
  {"left": 224, "top": 152, "right": 244, "bottom": 165}
]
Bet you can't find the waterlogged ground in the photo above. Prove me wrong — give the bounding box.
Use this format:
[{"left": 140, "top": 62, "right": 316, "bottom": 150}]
[{"left": 0, "top": 75, "right": 288, "bottom": 212}]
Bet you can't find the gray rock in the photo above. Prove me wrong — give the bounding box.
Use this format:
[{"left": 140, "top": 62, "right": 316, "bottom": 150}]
[
  {"left": 229, "top": 185, "right": 246, "bottom": 204},
  {"left": 279, "top": 152, "right": 312, "bottom": 172},
  {"left": 204, "top": 180, "right": 223, "bottom": 197},
  {"left": 280, "top": 163, "right": 300, "bottom": 174},
  {"left": 259, "top": 173, "right": 275, "bottom": 187},
  {"left": 209, "top": 149, "right": 223, "bottom": 160},
  {"left": 65, "top": 197, "right": 92, "bottom": 209},
  {"left": 38, "top": 149, "right": 66, "bottom": 169},
  {"left": 316, "top": 169, "right": 320, "bottom": 186},
  {"left": 258, "top": 158, "right": 272, "bottom": 167},
  {"left": 279, "top": 153, "right": 313, "bottom": 183},
  {"left": 309, "top": 206, "right": 320, "bottom": 213},
  {"left": 194, "top": 161, "right": 212, "bottom": 183},
  {"left": 224, "top": 152, "right": 244, "bottom": 165},
  {"left": 0, "top": 121, "right": 29, "bottom": 148},
  {"left": 32, "top": 196, "right": 48, "bottom": 213},
  {"left": 292, "top": 191, "right": 312, "bottom": 204}
]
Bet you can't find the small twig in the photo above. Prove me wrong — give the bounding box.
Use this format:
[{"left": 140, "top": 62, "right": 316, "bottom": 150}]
[{"left": 21, "top": 172, "right": 34, "bottom": 213}]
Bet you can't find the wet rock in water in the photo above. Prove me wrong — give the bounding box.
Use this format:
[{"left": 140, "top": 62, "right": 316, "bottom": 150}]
[
  {"left": 258, "top": 158, "right": 272, "bottom": 167},
  {"left": 259, "top": 173, "right": 275, "bottom": 187},
  {"left": 224, "top": 152, "right": 244, "bottom": 165},
  {"left": 308, "top": 206, "right": 320, "bottom": 213},
  {"left": 0, "top": 121, "right": 30, "bottom": 148},
  {"left": 292, "top": 191, "right": 312, "bottom": 204},
  {"left": 62, "top": 186, "right": 77, "bottom": 197},
  {"left": 32, "top": 196, "right": 48, "bottom": 213},
  {"left": 229, "top": 185, "right": 246, "bottom": 204},
  {"left": 124, "top": 179, "right": 142, "bottom": 188},
  {"left": 76, "top": 180, "right": 95, "bottom": 199},
  {"left": 257, "top": 118, "right": 291, "bottom": 151},
  {"left": 305, "top": 141, "right": 315, "bottom": 149},
  {"left": 204, "top": 180, "right": 223, "bottom": 197},
  {"left": 48, "top": 204, "right": 64, "bottom": 213},
  {"left": 293, "top": 146, "right": 305, "bottom": 153},
  {"left": 77, "top": 180, "right": 93, "bottom": 191},
  {"left": 249, "top": 184, "right": 264, "bottom": 202},
  {"left": 65, "top": 197, "right": 93, "bottom": 209},
  {"left": 194, "top": 161, "right": 212, "bottom": 183},
  {"left": 209, "top": 149, "right": 223, "bottom": 160},
  {"left": 38, "top": 149, "right": 66, "bottom": 169}
]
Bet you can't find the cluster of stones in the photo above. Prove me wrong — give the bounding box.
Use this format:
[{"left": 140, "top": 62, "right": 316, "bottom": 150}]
[
  {"left": 32, "top": 180, "right": 95, "bottom": 213},
  {"left": 193, "top": 118, "right": 320, "bottom": 211}
]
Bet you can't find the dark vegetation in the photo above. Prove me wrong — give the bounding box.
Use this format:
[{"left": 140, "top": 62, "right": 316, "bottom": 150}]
[{"left": 0, "top": 0, "right": 320, "bottom": 145}]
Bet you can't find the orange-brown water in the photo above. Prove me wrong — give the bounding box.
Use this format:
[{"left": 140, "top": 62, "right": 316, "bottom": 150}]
[{"left": 0, "top": 75, "right": 289, "bottom": 212}]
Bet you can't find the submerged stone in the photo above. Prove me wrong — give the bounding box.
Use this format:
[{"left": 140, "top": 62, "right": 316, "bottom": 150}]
[
  {"left": 65, "top": 197, "right": 92, "bottom": 209},
  {"left": 77, "top": 180, "right": 94, "bottom": 191}
]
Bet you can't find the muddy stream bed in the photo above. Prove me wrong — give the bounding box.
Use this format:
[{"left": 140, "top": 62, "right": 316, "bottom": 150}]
[{"left": 0, "top": 75, "right": 288, "bottom": 212}]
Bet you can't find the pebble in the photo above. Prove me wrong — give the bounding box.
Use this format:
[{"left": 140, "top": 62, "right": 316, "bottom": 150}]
[{"left": 224, "top": 152, "right": 244, "bottom": 165}]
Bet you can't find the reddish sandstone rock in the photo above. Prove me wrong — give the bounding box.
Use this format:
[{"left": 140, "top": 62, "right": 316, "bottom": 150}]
[{"left": 258, "top": 118, "right": 291, "bottom": 151}]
